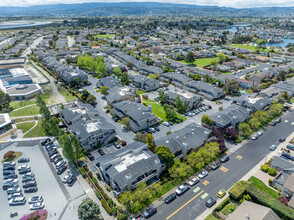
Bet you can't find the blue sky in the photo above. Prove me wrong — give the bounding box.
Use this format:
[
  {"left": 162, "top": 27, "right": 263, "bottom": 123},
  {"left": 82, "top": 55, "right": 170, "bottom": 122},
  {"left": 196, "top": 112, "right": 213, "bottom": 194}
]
[{"left": 1, "top": 0, "right": 293, "bottom": 8}]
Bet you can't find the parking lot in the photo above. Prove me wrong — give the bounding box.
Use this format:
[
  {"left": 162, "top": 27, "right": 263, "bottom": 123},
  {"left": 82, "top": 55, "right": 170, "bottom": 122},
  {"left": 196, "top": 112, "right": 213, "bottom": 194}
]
[{"left": 0, "top": 139, "right": 86, "bottom": 220}]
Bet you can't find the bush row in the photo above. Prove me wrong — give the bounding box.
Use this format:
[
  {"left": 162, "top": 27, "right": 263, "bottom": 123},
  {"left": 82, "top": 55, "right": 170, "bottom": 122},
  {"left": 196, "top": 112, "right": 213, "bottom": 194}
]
[
  {"left": 101, "top": 199, "right": 112, "bottom": 215},
  {"left": 228, "top": 181, "right": 249, "bottom": 201}
]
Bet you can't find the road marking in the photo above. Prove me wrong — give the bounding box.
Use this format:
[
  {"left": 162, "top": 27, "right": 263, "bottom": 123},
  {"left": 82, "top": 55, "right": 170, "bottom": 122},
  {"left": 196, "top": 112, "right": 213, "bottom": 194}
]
[
  {"left": 201, "top": 193, "right": 209, "bottom": 199},
  {"left": 203, "top": 180, "right": 210, "bottom": 186},
  {"left": 166, "top": 190, "right": 204, "bottom": 220},
  {"left": 193, "top": 187, "right": 201, "bottom": 193},
  {"left": 220, "top": 166, "right": 229, "bottom": 173},
  {"left": 236, "top": 155, "right": 243, "bottom": 160},
  {"left": 0, "top": 141, "right": 8, "bottom": 143},
  {"left": 35, "top": 137, "right": 39, "bottom": 140},
  {"left": 291, "top": 122, "right": 294, "bottom": 125},
  {"left": 285, "top": 120, "right": 289, "bottom": 123}
]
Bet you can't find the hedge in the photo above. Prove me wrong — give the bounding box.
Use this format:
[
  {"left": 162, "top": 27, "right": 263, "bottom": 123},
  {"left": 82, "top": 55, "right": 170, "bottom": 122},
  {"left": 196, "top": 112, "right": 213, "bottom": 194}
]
[
  {"left": 117, "top": 213, "right": 128, "bottom": 220},
  {"left": 229, "top": 181, "right": 249, "bottom": 201},
  {"left": 92, "top": 177, "right": 98, "bottom": 185},
  {"left": 101, "top": 199, "right": 112, "bottom": 215},
  {"left": 95, "top": 190, "right": 102, "bottom": 200},
  {"left": 268, "top": 167, "right": 277, "bottom": 176},
  {"left": 246, "top": 184, "right": 294, "bottom": 220},
  {"left": 261, "top": 164, "right": 269, "bottom": 172},
  {"left": 214, "top": 197, "right": 230, "bottom": 212}
]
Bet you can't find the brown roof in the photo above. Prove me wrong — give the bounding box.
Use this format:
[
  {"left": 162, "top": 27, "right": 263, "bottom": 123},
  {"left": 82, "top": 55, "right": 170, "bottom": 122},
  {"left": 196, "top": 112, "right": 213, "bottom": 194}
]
[
  {"left": 283, "top": 173, "right": 294, "bottom": 192},
  {"left": 226, "top": 201, "right": 281, "bottom": 220}
]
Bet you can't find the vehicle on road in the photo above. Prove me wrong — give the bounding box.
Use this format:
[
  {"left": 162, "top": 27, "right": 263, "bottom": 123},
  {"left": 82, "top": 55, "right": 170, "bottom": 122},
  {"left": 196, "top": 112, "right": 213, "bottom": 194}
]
[
  {"left": 220, "top": 155, "right": 230, "bottom": 163},
  {"left": 279, "top": 137, "right": 286, "bottom": 142},
  {"left": 271, "top": 121, "right": 277, "bottom": 126},
  {"left": 28, "top": 196, "right": 43, "bottom": 204},
  {"left": 30, "top": 202, "right": 45, "bottom": 210},
  {"left": 162, "top": 122, "right": 170, "bottom": 127},
  {"left": 97, "top": 149, "right": 105, "bottom": 156},
  {"left": 188, "top": 177, "right": 200, "bottom": 186},
  {"left": 143, "top": 206, "right": 157, "bottom": 218},
  {"left": 252, "top": 134, "right": 258, "bottom": 140},
  {"left": 18, "top": 157, "right": 30, "bottom": 163},
  {"left": 175, "top": 184, "right": 190, "bottom": 196},
  {"left": 217, "top": 189, "right": 226, "bottom": 198},
  {"left": 211, "top": 161, "right": 220, "bottom": 170},
  {"left": 164, "top": 193, "right": 177, "bottom": 204},
  {"left": 24, "top": 186, "right": 38, "bottom": 193},
  {"left": 9, "top": 197, "right": 26, "bottom": 206},
  {"left": 198, "top": 170, "right": 208, "bottom": 179},
  {"left": 269, "top": 144, "right": 277, "bottom": 151},
  {"left": 113, "top": 142, "right": 121, "bottom": 149},
  {"left": 205, "top": 197, "right": 217, "bottom": 208}
]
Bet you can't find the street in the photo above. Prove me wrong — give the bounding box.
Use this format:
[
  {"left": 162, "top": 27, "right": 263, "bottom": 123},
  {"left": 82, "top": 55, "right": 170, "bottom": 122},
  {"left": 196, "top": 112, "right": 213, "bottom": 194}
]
[{"left": 149, "top": 109, "right": 294, "bottom": 220}]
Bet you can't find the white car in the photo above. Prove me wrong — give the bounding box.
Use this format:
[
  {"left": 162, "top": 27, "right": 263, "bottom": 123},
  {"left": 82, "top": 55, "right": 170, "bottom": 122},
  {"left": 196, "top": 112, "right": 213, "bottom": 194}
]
[
  {"left": 257, "top": 131, "right": 263, "bottom": 136},
  {"left": 6, "top": 187, "right": 21, "bottom": 195},
  {"left": 8, "top": 192, "right": 23, "bottom": 200},
  {"left": 163, "top": 122, "right": 170, "bottom": 127},
  {"left": 18, "top": 165, "right": 30, "bottom": 171},
  {"left": 23, "top": 172, "right": 35, "bottom": 178},
  {"left": 28, "top": 196, "right": 43, "bottom": 204},
  {"left": 9, "top": 197, "right": 26, "bottom": 206},
  {"left": 188, "top": 177, "right": 200, "bottom": 186},
  {"left": 4, "top": 179, "right": 18, "bottom": 184},
  {"left": 3, "top": 161, "right": 16, "bottom": 167},
  {"left": 198, "top": 170, "right": 208, "bottom": 179},
  {"left": 251, "top": 134, "right": 258, "bottom": 140},
  {"left": 30, "top": 202, "right": 45, "bottom": 210},
  {"left": 62, "top": 173, "right": 73, "bottom": 184}
]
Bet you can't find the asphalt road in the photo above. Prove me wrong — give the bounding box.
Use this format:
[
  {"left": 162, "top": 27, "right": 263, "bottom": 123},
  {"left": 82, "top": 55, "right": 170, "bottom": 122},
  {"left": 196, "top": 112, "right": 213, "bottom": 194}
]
[{"left": 149, "top": 109, "right": 294, "bottom": 220}]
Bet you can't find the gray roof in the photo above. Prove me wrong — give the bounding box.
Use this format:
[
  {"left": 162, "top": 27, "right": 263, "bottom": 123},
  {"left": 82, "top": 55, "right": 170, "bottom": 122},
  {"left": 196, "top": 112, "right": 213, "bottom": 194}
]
[
  {"left": 271, "top": 156, "right": 294, "bottom": 171},
  {"left": 96, "top": 76, "right": 121, "bottom": 88},
  {"left": 60, "top": 108, "right": 80, "bottom": 124},
  {"left": 4, "top": 75, "right": 32, "bottom": 83},
  {"left": 233, "top": 93, "right": 272, "bottom": 111},
  {"left": 5, "top": 84, "right": 41, "bottom": 96}
]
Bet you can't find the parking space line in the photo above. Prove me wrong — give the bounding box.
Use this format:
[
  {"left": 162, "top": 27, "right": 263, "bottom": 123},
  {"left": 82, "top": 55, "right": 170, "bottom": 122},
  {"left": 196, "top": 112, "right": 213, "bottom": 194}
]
[
  {"left": 236, "top": 155, "right": 243, "bottom": 160},
  {"left": 0, "top": 141, "right": 8, "bottom": 143},
  {"left": 166, "top": 190, "right": 204, "bottom": 220},
  {"left": 193, "top": 187, "right": 201, "bottom": 193},
  {"left": 220, "top": 166, "right": 229, "bottom": 172},
  {"left": 203, "top": 180, "right": 210, "bottom": 186},
  {"left": 201, "top": 193, "right": 209, "bottom": 199}
]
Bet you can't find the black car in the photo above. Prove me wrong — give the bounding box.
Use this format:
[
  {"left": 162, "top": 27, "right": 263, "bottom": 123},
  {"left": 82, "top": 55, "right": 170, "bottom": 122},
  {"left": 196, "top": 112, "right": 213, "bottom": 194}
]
[
  {"left": 48, "top": 149, "right": 58, "bottom": 157},
  {"left": 145, "top": 128, "right": 152, "bottom": 133},
  {"left": 24, "top": 186, "right": 38, "bottom": 193},
  {"left": 175, "top": 184, "right": 190, "bottom": 196},
  {"left": 23, "top": 181, "right": 37, "bottom": 188},
  {"left": 98, "top": 149, "right": 105, "bottom": 156},
  {"left": 220, "top": 155, "right": 230, "bottom": 163},
  {"left": 3, "top": 165, "right": 15, "bottom": 171},
  {"left": 155, "top": 127, "right": 160, "bottom": 132},
  {"left": 19, "top": 168, "right": 31, "bottom": 174},
  {"left": 86, "top": 153, "right": 95, "bottom": 161},
  {"left": 206, "top": 197, "right": 217, "bottom": 208},
  {"left": 18, "top": 157, "right": 30, "bottom": 163},
  {"left": 211, "top": 160, "right": 221, "bottom": 170},
  {"left": 4, "top": 174, "right": 17, "bottom": 180},
  {"left": 45, "top": 145, "right": 55, "bottom": 152},
  {"left": 168, "top": 121, "right": 173, "bottom": 126},
  {"left": 41, "top": 138, "right": 51, "bottom": 146},
  {"left": 143, "top": 206, "right": 157, "bottom": 218},
  {"left": 279, "top": 137, "right": 286, "bottom": 142},
  {"left": 164, "top": 193, "right": 177, "bottom": 204},
  {"left": 22, "top": 176, "right": 35, "bottom": 183},
  {"left": 57, "top": 165, "right": 67, "bottom": 175},
  {"left": 113, "top": 142, "right": 121, "bottom": 149},
  {"left": 67, "top": 177, "right": 77, "bottom": 187},
  {"left": 271, "top": 121, "right": 277, "bottom": 126},
  {"left": 3, "top": 170, "right": 15, "bottom": 176}
]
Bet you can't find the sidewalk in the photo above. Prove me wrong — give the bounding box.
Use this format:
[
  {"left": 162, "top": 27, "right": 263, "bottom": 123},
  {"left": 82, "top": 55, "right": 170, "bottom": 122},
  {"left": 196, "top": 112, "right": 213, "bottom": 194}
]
[
  {"left": 77, "top": 175, "right": 115, "bottom": 220},
  {"left": 196, "top": 130, "right": 294, "bottom": 220},
  {"left": 97, "top": 179, "right": 120, "bottom": 206}
]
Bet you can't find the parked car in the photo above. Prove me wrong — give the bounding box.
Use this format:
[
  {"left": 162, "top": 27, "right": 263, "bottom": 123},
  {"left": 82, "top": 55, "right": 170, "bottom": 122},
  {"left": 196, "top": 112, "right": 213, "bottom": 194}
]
[
  {"left": 149, "top": 128, "right": 156, "bottom": 133},
  {"left": 257, "top": 131, "right": 263, "bottom": 137},
  {"left": 41, "top": 138, "right": 52, "bottom": 146},
  {"left": 211, "top": 161, "right": 220, "bottom": 170},
  {"left": 50, "top": 153, "right": 60, "bottom": 162},
  {"left": 175, "top": 184, "right": 190, "bottom": 196},
  {"left": 28, "top": 196, "right": 43, "bottom": 204},
  {"left": 113, "top": 142, "right": 121, "bottom": 149},
  {"left": 3, "top": 161, "right": 16, "bottom": 167},
  {"left": 271, "top": 121, "right": 277, "bottom": 126},
  {"left": 269, "top": 144, "right": 277, "bottom": 151},
  {"left": 55, "top": 161, "right": 66, "bottom": 169},
  {"left": 6, "top": 187, "right": 21, "bottom": 195},
  {"left": 275, "top": 118, "right": 281, "bottom": 123},
  {"left": 18, "top": 165, "right": 30, "bottom": 171},
  {"left": 52, "top": 155, "right": 63, "bottom": 164},
  {"left": 30, "top": 202, "right": 45, "bottom": 210},
  {"left": 198, "top": 170, "right": 208, "bottom": 179},
  {"left": 86, "top": 153, "right": 95, "bottom": 161},
  {"left": 67, "top": 177, "right": 77, "bottom": 187},
  {"left": 23, "top": 173, "right": 35, "bottom": 178},
  {"left": 9, "top": 197, "right": 26, "bottom": 206},
  {"left": 286, "top": 144, "right": 294, "bottom": 151},
  {"left": 22, "top": 176, "right": 35, "bottom": 183},
  {"left": 3, "top": 170, "right": 15, "bottom": 176},
  {"left": 134, "top": 215, "right": 145, "bottom": 220},
  {"left": 4, "top": 178, "right": 18, "bottom": 184},
  {"left": 57, "top": 166, "right": 67, "bottom": 175},
  {"left": 279, "top": 137, "right": 286, "bottom": 142},
  {"left": 205, "top": 197, "right": 217, "bottom": 208},
  {"left": 19, "top": 168, "right": 31, "bottom": 174},
  {"left": 164, "top": 193, "right": 177, "bottom": 204},
  {"left": 217, "top": 189, "right": 226, "bottom": 198},
  {"left": 97, "top": 149, "right": 105, "bottom": 156},
  {"left": 3, "top": 165, "right": 15, "bottom": 171},
  {"left": 155, "top": 127, "right": 160, "bottom": 132},
  {"left": 48, "top": 149, "right": 58, "bottom": 157},
  {"left": 4, "top": 174, "right": 17, "bottom": 180},
  {"left": 63, "top": 173, "right": 74, "bottom": 183},
  {"left": 168, "top": 121, "right": 173, "bottom": 126},
  {"left": 18, "top": 157, "right": 30, "bottom": 163},
  {"left": 220, "top": 155, "right": 230, "bottom": 163},
  {"left": 162, "top": 122, "right": 170, "bottom": 127},
  {"left": 23, "top": 181, "right": 37, "bottom": 188},
  {"left": 188, "top": 177, "right": 200, "bottom": 186},
  {"left": 282, "top": 152, "right": 294, "bottom": 160},
  {"left": 252, "top": 134, "right": 259, "bottom": 140},
  {"left": 3, "top": 182, "right": 18, "bottom": 190},
  {"left": 24, "top": 186, "right": 38, "bottom": 193},
  {"left": 8, "top": 192, "right": 23, "bottom": 200},
  {"left": 143, "top": 206, "right": 157, "bottom": 218}
]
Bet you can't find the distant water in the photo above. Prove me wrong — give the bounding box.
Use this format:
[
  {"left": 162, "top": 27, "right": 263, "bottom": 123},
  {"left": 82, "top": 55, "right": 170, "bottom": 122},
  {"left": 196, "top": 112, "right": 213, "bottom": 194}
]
[
  {"left": 265, "top": 38, "right": 294, "bottom": 49},
  {"left": 0, "top": 21, "right": 52, "bottom": 30}
]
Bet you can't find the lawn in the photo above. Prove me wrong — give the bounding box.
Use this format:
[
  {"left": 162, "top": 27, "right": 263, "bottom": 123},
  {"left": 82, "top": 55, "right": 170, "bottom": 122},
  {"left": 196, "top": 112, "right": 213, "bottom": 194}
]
[
  {"left": 249, "top": 176, "right": 278, "bottom": 199},
  {"left": 204, "top": 214, "right": 219, "bottom": 220},
  {"left": 2, "top": 152, "right": 23, "bottom": 163},
  {"left": 181, "top": 57, "right": 220, "bottom": 68},
  {"left": 229, "top": 44, "right": 271, "bottom": 52},
  {"left": 95, "top": 34, "right": 115, "bottom": 39},
  {"left": 10, "top": 101, "right": 36, "bottom": 110},
  {"left": 58, "top": 86, "right": 77, "bottom": 102},
  {"left": 24, "top": 120, "right": 46, "bottom": 138},
  {"left": 136, "top": 89, "right": 145, "bottom": 95},
  {"left": 9, "top": 105, "right": 40, "bottom": 117},
  {"left": 16, "top": 122, "right": 35, "bottom": 134}
]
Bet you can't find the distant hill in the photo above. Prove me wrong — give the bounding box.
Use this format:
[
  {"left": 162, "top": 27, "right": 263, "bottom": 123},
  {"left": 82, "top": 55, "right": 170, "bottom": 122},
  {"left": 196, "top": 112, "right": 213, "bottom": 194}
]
[{"left": 0, "top": 2, "right": 294, "bottom": 17}]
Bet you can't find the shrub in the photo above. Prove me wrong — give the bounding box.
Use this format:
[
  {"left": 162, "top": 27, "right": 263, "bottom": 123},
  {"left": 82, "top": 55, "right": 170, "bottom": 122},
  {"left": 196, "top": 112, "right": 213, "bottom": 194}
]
[
  {"left": 214, "top": 197, "right": 230, "bottom": 212},
  {"left": 229, "top": 181, "right": 248, "bottom": 201},
  {"left": 121, "top": 141, "right": 127, "bottom": 146},
  {"left": 269, "top": 178, "right": 273, "bottom": 186},
  {"left": 239, "top": 194, "right": 251, "bottom": 204},
  {"left": 118, "top": 206, "right": 124, "bottom": 213},
  {"left": 95, "top": 190, "right": 102, "bottom": 200},
  {"left": 166, "top": 131, "right": 172, "bottom": 135},
  {"left": 279, "top": 197, "right": 288, "bottom": 206},
  {"left": 78, "top": 167, "right": 86, "bottom": 178},
  {"left": 92, "top": 177, "right": 98, "bottom": 185},
  {"left": 117, "top": 213, "right": 128, "bottom": 220},
  {"left": 111, "top": 206, "right": 117, "bottom": 216},
  {"left": 88, "top": 171, "right": 93, "bottom": 178},
  {"left": 101, "top": 199, "right": 112, "bottom": 215},
  {"left": 268, "top": 167, "right": 277, "bottom": 176},
  {"left": 261, "top": 164, "right": 269, "bottom": 172},
  {"left": 221, "top": 202, "right": 238, "bottom": 216},
  {"left": 107, "top": 198, "right": 114, "bottom": 208},
  {"left": 3, "top": 151, "right": 15, "bottom": 159},
  {"left": 20, "top": 209, "right": 48, "bottom": 220}
]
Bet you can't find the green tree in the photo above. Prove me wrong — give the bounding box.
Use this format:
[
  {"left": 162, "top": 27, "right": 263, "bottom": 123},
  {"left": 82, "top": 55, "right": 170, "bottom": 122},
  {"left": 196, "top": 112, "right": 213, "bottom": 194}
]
[
  {"left": 78, "top": 199, "right": 101, "bottom": 220},
  {"left": 248, "top": 117, "right": 261, "bottom": 130},
  {"left": 175, "top": 95, "right": 183, "bottom": 111},
  {"left": 278, "top": 70, "right": 286, "bottom": 81},
  {"left": 201, "top": 114, "right": 213, "bottom": 126},
  {"left": 169, "top": 159, "right": 192, "bottom": 181},
  {"left": 238, "top": 123, "right": 252, "bottom": 137},
  {"left": 134, "top": 133, "right": 147, "bottom": 143},
  {"left": 70, "top": 78, "right": 81, "bottom": 88},
  {"left": 100, "top": 86, "right": 109, "bottom": 95},
  {"left": 158, "top": 90, "right": 167, "bottom": 104},
  {"left": 181, "top": 100, "right": 188, "bottom": 113},
  {"left": 0, "top": 89, "right": 11, "bottom": 112},
  {"left": 86, "top": 94, "right": 96, "bottom": 105},
  {"left": 224, "top": 79, "right": 240, "bottom": 95},
  {"left": 146, "top": 133, "right": 154, "bottom": 149},
  {"left": 185, "top": 52, "right": 195, "bottom": 64},
  {"left": 268, "top": 103, "right": 283, "bottom": 117},
  {"left": 154, "top": 146, "right": 175, "bottom": 168},
  {"left": 59, "top": 133, "right": 75, "bottom": 163},
  {"left": 254, "top": 110, "right": 269, "bottom": 124},
  {"left": 163, "top": 104, "right": 177, "bottom": 122},
  {"left": 121, "top": 117, "right": 130, "bottom": 129}
]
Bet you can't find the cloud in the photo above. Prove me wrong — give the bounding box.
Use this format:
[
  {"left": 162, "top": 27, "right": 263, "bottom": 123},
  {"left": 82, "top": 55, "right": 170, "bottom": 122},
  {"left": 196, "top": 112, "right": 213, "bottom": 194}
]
[{"left": 0, "top": 0, "right": 294, "bottom": 8}]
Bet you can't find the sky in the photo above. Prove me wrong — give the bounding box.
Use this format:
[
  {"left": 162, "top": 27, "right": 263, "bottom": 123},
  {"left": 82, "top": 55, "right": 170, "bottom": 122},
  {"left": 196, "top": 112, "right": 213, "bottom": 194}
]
[{"left": 0, "top": 0, "right": 294, "bottom": 8}]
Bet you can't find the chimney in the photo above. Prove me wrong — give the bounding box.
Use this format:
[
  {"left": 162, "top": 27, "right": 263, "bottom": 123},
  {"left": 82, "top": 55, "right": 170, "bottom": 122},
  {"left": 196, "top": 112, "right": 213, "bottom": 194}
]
[
  {"left": 125, "top": 174, "right": 132, "bottom": 191},
  {"left": 182, "top": 142, "right": 188, "bottom": 159},
  {"left": 231, "top": 115, "right": 237, "bottom": 128},
  {"left": 135, "top": 97, "right": 138, "bottom": 103},
  {"left": 260, "top": 102, "right": 264, "bottom": 109},
  {"left": 204, "top": 130, "right": 210, "bottom": 139},
  {"left": 245, "top": 214, "right": 250, "bottom": 219},
  {"left": 216, "top": 82, "right": 219, "bottom": 87},
  {"left": 201, "top": 77, "right": 204, "bottom": 82},
  {"left": 246, "top": 108, "right": 251, "bottom": 115},
  {"left": 154, "top": 159, "right": 161, "bottom": 178},
  {"left": 149, "top": 104, "right": 152, "bottom": 112}
]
